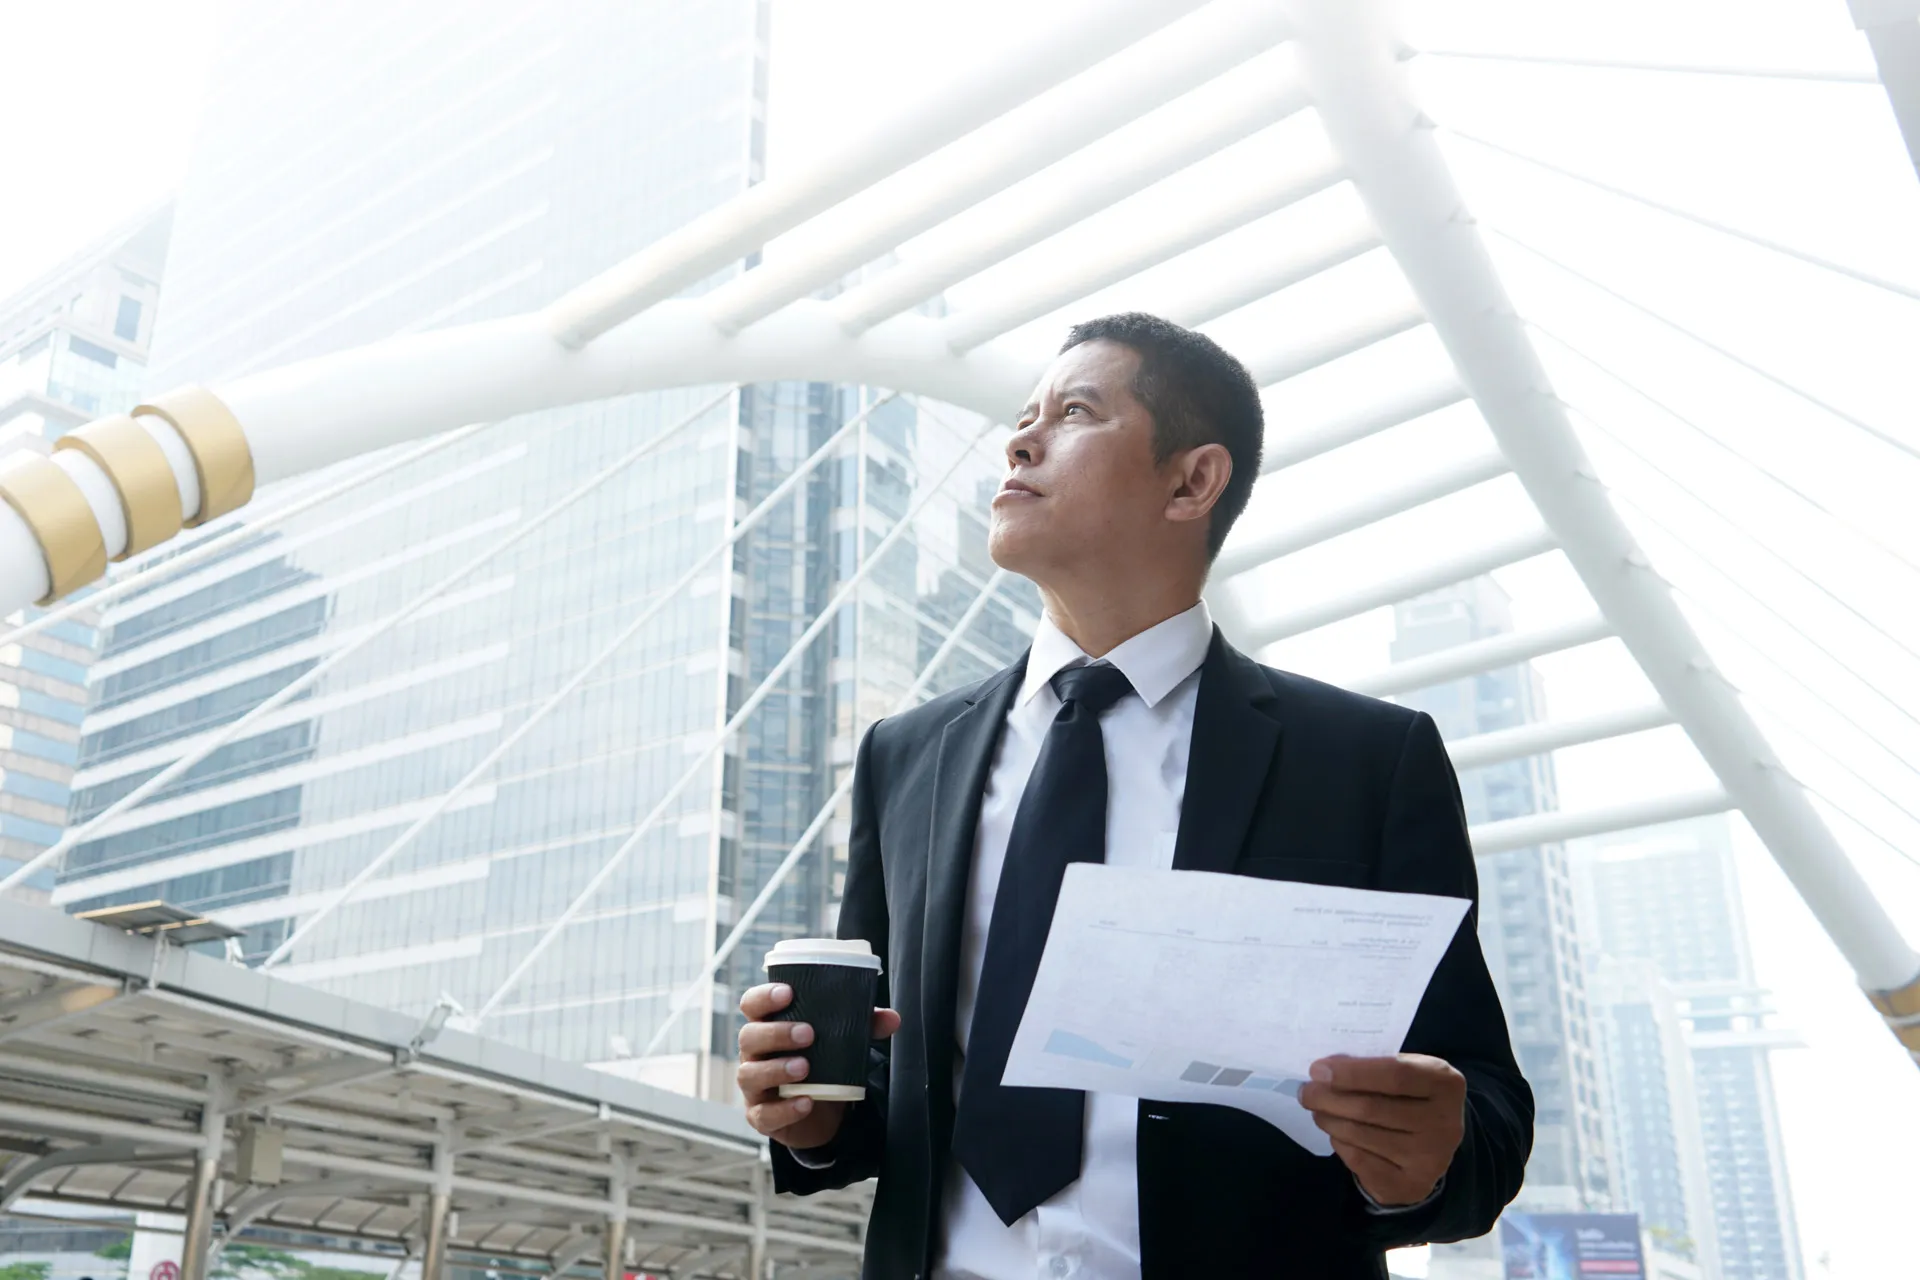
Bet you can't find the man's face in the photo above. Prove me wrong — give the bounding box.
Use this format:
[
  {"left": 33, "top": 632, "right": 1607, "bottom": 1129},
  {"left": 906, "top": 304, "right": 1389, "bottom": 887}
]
[{"left": 988, "top": 340, "right": 1171, "bottom": 582}]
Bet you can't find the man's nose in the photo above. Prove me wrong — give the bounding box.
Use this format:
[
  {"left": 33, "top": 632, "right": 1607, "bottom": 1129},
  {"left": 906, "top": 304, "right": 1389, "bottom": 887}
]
[{"left": 1006, "top": 421, "right": 1043, "bottom": 467}]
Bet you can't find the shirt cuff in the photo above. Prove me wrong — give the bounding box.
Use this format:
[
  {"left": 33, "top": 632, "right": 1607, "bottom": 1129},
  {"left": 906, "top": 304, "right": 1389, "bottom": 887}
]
[
  {"left": 783, "top": 1142, "right": 836, "bottom": 1170},
  {"left": 1357, "top": 1173, "right": 1444, "bottom": 1214}
]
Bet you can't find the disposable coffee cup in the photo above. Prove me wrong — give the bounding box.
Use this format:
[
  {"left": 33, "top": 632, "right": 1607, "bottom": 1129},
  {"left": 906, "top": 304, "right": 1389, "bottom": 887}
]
[{"left": 764, "top": 938, "right": 882, "bottom": 1102}]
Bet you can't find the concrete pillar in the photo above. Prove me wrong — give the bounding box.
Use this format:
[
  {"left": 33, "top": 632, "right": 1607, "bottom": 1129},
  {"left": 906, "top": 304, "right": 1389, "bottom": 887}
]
[
  {"left": 418, "top": 1191, "right": 451, "bottom": 1280},
  {"left": 179, "top": 1099, "right": 224, "bottom": 1280},
  {"left": 748, "top": 1164, "right": 768, "bottom": 1280},
  {"left": 601, "top": 1215, "right": 626, "bottom": 1280}
]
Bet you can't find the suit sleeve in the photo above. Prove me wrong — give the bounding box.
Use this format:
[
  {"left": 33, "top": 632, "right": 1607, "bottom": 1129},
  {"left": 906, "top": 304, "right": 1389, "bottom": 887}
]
[
  {"left": 769, "top": 720, "right": 892, "bottom": 1194},
  {"left": 1364, "top": 711, "right": 1534, "bottom": 1249}
]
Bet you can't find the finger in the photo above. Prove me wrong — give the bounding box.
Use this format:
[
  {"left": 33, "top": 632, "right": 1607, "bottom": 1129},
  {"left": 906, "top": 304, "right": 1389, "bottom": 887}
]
[
  {"left": 1309, "top": 1054, "right": 1440, "bottom": 1099},
  {"left": 739, "top": 983, "right": 794, "bottom": 1019},
  {"left": 872, "top": 1007, "right": 902, "bottom": 1038},
  {"left": 1296, "top": 1084, "right": 1427, "bottom": 1133},
  {"left": 737, "top": 1055, "right": 810, "bottom": 1097},
  {"left": 1311, "top": 1115, "right": 1410, "bottom": 1167},
  {"left": 745, "top": 1095, "right": 815, "bottom": 1137},
  {"left": 739, "top": 1019, "right": 813, "bottom": 1059}
]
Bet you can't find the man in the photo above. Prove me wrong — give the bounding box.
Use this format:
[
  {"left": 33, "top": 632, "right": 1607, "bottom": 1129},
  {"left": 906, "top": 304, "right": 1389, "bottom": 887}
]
[{"left": 737, "top": 314, "right": 1533, "bottom": 1277}]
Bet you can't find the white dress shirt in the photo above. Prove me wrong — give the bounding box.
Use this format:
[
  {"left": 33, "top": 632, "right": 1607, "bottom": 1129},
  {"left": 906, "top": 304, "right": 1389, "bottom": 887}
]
[{"left": 935, "top": 602, "right": 1214, "bottom": 1280}]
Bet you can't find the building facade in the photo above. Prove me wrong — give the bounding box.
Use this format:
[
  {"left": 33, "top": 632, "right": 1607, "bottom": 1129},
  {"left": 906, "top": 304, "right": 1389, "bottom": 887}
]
[
  {"left": 0, "top": 206, "right": 171, "bottom": 898},
  {"left": 1588, "top": 957, "right": 1722, "bottom": 1274},
  {"left": 52, "top": 0, "right": 1029, "bottom": 1096},
  {"left": 1391, "top": 577, "right": 1615, "bottom": 1212},
  {"left": 1576, "top": 818, "right": 1804, "bottom": 1280}
]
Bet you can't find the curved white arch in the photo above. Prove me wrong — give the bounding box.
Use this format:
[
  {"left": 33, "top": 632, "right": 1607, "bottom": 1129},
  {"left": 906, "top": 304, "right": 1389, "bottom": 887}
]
[{"left": 2, "top": 0, "right": 1914, "bottom": 1065}]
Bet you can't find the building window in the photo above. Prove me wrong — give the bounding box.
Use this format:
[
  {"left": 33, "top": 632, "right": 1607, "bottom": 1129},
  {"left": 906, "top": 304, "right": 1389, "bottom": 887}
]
[
  {"left": 115, "top": 296, "right": 143, "bottom": 342},
  {"left": 66, "top": 335, "right": 118, "bottom": 368}
]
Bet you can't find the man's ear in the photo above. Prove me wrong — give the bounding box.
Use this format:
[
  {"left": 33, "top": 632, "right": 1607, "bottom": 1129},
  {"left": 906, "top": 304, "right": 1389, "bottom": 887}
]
[{"left": 1165, "top": 442, "right": 1233, "bottom": 528}]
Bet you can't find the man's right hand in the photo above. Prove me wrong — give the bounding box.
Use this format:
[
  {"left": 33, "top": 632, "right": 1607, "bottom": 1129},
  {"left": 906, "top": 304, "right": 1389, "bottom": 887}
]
[{"left": 737, "top": 982, "right": 902, "bottom": 1150}]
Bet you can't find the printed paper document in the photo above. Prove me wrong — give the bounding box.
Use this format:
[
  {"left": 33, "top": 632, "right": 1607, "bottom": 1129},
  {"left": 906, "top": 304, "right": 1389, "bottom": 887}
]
[{"left": 1002, "top": 863, "right": 1470, "bottom": 1156}]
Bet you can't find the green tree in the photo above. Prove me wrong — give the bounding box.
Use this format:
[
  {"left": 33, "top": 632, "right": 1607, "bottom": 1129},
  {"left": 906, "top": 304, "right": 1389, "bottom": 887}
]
[
  {"left": 95, "top": 1239, "right": 133, "bottom": 1262},
  {"left": 0, "top": 1263, "right": 53, "bottom": 1280}
]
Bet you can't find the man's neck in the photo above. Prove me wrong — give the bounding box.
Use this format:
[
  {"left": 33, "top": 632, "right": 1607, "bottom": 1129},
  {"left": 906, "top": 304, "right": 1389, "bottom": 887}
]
[{"left": 1038, "top": 578, "right": 1204, "bottom": 658}]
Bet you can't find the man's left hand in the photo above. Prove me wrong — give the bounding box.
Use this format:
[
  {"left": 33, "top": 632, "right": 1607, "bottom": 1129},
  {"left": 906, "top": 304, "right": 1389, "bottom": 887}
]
[{"left": 1298, "top": 1053, "right": 1466, "bottom": 1207}]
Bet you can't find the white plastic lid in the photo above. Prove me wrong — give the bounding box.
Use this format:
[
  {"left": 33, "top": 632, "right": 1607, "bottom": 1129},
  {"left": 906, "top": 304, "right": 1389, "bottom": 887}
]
[{"left": 764, "top": 937, "right": 882, "bottom": 972}]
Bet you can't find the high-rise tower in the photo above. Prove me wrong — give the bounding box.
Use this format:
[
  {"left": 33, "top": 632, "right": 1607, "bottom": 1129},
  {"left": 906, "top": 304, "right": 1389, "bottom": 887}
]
[
  {"left": 0, "top": 206, "right": 171, "bottom": 900},
  {"left": 1391, "top": 576, "right": 1614, "bottom": 1211},
  {"left": 53, "top": 1, "right": 1025, "bottom": 1098}
]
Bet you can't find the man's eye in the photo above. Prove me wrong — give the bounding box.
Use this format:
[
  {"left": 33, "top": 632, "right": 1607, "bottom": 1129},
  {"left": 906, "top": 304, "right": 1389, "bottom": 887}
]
[{"left": 1064, "top": 404, "right": 1084, "bottom": 416}]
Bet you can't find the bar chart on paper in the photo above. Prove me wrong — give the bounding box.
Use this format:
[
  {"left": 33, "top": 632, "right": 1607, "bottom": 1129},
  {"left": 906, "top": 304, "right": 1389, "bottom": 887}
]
[{"left": 1005, "top": 864, "right": 1468, "bottom": 1155}]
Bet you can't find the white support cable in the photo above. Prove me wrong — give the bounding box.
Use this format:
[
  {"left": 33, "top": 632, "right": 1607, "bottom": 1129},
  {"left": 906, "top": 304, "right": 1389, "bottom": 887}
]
[
  {"left": 1243, "top": 523, "right": 1558, "bottom": 648},
  {"left": 1743, "top": 692, "right": 1920, "bottom": 840},
  {"left": 1450, "top": 127, "right": 1920, "bottom": 303},
  {"left": 1215, "top": 445, "right": 1509, "bottom": 579},
  {"left": 1467, "top": 787, "right": 1733, "bottom": 856},
  {"left": 1416, "top": 47, "right": 1879, "bottom": 84},
  {"left": 704, "top": 0, "right": 1294, "bottom": 334},
  {"left": 1445, "top": 701, "right": 1674, "bottom": 772},
  {"left": 541, "top": 0, "right": 1212, "bottom": 346},
  {"left": 1608, "top": 483, "right": 1920, "bottom": 738},
  {"left": 1344, "top": 613, "right": 1614, "bottom": 699},
  {"left": 0, "top": 423, "right": 491, "bottom": 650},
  {"left": 639, "top": 567, "right": 1014, "bottom": 1060},
  {"left": 0, "top": 390, "right": 733, "bottom": 897},
  {"left": 1487, "top": 224, "right": 1920, "bottom": 463},
  {"left": 941, "top": 152, "right": 1349, "bottom": 352},
  {"left": 832, "top": 56, "right": 1314, "bottom": 336},
  {"left": 1260, "top": 372, "right": 1468, "bottom": 474},
  {"left": 259, "top": 394, "right": 899, "bottom": 968},
  {"left": 1284, "top": 0, "right": 1919, "bottom": 989},
  {"left": 470, "top": 418, "right": 998, "bottom": 1026},
  {"left": 1797, "top": 776, "right": 1920, "bottom": 876},
  {"left": 1567, "top": 400, "right": 1920, "bottom": 669},
  {"left": 1529, "top": 320, "right": 1920, "bottom": 578},
  {"left": 1682, "top": 585, "right": 1920, "bottom": 797},
  {"left": 1244, "top": 298, "right": 1427, "bottom": 386}
]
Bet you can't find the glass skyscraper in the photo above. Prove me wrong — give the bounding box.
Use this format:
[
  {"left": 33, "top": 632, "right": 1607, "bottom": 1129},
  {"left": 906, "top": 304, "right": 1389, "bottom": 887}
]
[
  {"left": 1391, "top": 577, "right": 1615, "bottom": 1213},
  {"left": 52, "top": 0, "right": 1030, "bottom": 1098},
  {"left": 1577, "top": 818, "right": 1805, "bottom": 1280},
  {"left": 0, "top": 205, "right": 171, "bottom": 899}
]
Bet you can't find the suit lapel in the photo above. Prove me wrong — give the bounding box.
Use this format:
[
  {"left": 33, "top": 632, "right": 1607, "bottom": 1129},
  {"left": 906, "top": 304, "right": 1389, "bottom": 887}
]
[
  {"left": 1172, "top": 629, "right": 1283, "bottom": 875},
  {"left": 921, "top": 657, "right": 1027, "bottom": 1113}
]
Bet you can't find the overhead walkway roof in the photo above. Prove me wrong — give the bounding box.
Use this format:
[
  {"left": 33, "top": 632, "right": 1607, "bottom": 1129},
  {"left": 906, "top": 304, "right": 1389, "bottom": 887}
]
[{"left": 0, "top": 899, "right": 865, "bottom": 1278}]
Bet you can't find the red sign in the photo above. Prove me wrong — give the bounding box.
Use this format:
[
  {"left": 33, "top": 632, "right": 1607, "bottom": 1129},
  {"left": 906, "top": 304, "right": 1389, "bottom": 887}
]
[{"left": 151, "top": 1262, "right": 180, "bottom": 1280}]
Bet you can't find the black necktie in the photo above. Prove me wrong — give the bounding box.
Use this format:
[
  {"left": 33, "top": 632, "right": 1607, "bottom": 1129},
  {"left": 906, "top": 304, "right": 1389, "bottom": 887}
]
[{"left": 952, "top": 661, "right": 1136, "bottom": 1225}]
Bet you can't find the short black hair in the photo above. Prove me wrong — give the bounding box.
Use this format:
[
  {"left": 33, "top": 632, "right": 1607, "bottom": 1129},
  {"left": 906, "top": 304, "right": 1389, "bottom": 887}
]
[{"left": 1060, "top": 312, "right": 1263, "bottom": 558}]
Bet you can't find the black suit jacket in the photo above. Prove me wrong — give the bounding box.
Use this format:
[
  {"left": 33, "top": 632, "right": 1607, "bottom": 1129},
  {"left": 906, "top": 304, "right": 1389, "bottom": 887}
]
[{"left": 772, "top": 629, "right": 1533, "bottom": 1278}]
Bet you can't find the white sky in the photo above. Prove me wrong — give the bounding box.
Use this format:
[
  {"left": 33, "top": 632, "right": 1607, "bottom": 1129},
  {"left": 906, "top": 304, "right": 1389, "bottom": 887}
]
[{"left": 4, "top": 1, "right": 1919, "bottom": 1276}]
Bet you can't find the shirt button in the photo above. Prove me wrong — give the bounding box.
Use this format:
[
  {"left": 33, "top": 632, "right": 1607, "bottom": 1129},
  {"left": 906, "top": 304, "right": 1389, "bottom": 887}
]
[{"left": 1049, "top": 1257, "right": 1071, "bottom": 1277}]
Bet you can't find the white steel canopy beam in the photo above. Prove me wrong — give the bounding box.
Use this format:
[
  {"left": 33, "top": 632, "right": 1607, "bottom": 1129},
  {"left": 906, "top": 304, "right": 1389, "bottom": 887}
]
[
  {"left": 1852, "top": 0, "right": 1920, "bottom": 181},
  {"left": 1260, "top": 371, "right": 1467, "bottom": 474},
  {"left": 1242, "top": 522, "right": 1556, "bottom": 648},
  {"left": 540, "top": 0, "right": 1214, "bottom": 346},
  {"left": 1345, "top": 613, "right": 1615, "bottom": 699},
  {"left": 1243, "top": 297, "right": 1426, "bottom": 386},
  {"left": 1469, "top": 788, "right": 1733, "bottom": 857},
  {"left": 1215, "top": 445, "right": 1510, "bottom": 578},
  {"left": 1164, "top": 222, "right": 1381, "bottom": 329},
  {"left": 1445, "top": 701, "right": 1675, "bottom": 772},
  {"left": 1284, "top": 0, "right": 1920, "bottom": 1005},
  {"left": 832, "top": 51, "right": 1313, "bottom": 335},
  {"left": 941, "top": 151, "right": 1348, "bottom": 352},
  {"left": 705, "top": 0, "right": 1295, "bottom": 334}
]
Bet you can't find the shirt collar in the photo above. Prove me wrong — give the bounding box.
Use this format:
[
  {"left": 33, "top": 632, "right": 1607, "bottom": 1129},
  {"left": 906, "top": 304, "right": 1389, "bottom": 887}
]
[{"left": 1018, "top": 600, "right": 1214, "bottom": 710}]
